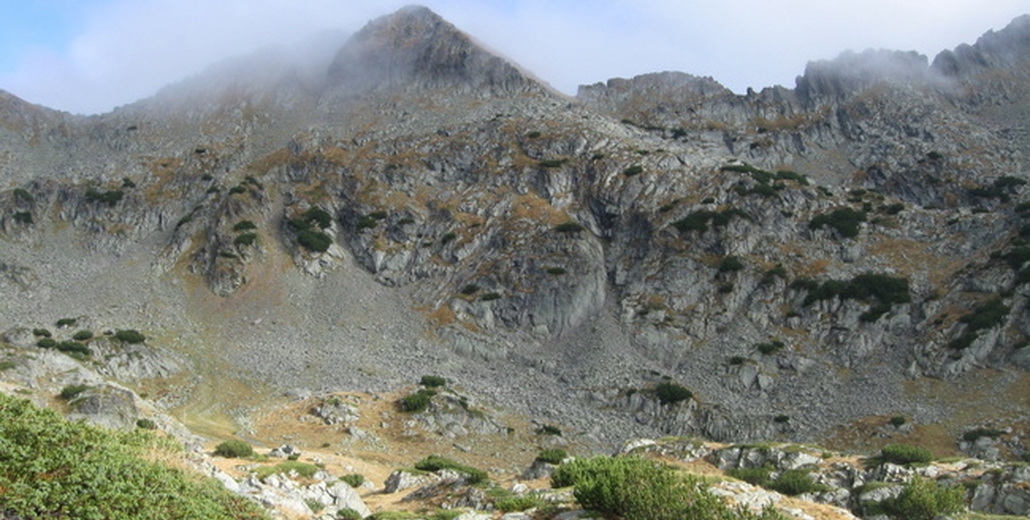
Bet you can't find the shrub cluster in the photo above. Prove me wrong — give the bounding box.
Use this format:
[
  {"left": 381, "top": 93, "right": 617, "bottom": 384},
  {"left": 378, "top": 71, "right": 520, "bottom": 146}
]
[
  {"left": 880, "top": 443, "right": 933, "bottom": 465},
  {"left": 552, "top": 456, "right": 784, "bottom": 520},
  {"left": 951, "top": 297, "right": 1010, "bottom": 350},
  {"left": 809, "top": 207, "right": 867, "bottom": 238},
  {"left": 718, "top": 256, "right": 745, "bottom": 273},
  {"left": 341, "top": 473, "right": 365, "bottom": 488},
  {"left": 767, "top": 469, "right": 827, "bottom": 496},
  {"left": 968, "top": 175, "right": 1026, "bottom": 202},
  {"left": 85, "top": 187, "right": 124, "bottom": 206},
  {"left": 536, "top": 448, "right": 568, "bottom": 465},
  {"left": 655, "top": 381, "right": 693, "bottom": 405},
  {"left": 213, "top": 440, "right": 254, "bottom": 458},
  {"left": 790, "top": 273, "right": 910, "bottom": 321},
  {"left": 114, "top": 329, "right": 146, "bottom": 344},
  {"left": 399, "top": 389, "right": 436, "bottom": 413},
  {"left": 672, "top": 207, "right": 751, "bottom": 234},
  {"left": 419, "top": 375, "right": 447, "bottom": 388},
  {"left": 414, "top": 455, "right": 487, "bottom": 484},
  {"left": 0, "top": 393, "right": 269, "bottom": 519},
  {"left": 880, "top": 476, "right": 965, "bottom": 520},
  {"left": 554, "top": 221, "right": 585, "bottom": 233}
]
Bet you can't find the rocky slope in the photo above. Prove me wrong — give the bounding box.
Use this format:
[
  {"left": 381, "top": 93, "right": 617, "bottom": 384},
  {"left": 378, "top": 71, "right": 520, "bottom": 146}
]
[{"left": 2, "top": 5, "right": 1030, "bottom": 456}]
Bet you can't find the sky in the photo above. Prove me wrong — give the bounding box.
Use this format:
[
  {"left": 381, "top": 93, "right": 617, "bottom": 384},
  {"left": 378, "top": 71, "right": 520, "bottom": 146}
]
[{"left": 0, "top": 0, "right": 1027, "bottom": 115}]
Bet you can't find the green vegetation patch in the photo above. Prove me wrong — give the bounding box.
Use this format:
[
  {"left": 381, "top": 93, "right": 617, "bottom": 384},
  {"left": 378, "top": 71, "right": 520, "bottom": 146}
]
[
  {"left": 809, "top": 207, "right": 867, "bottom": 238},
  {"left": 85, "top": 187, "right": 124, "bottom": 206},
  {"left": 254, "top": 461, "right": 320, "bottom": 480},
  {"left": 419, "top": 375, "right": 447, "bottom": 388},
  {"left": 881, "top": 475, "right": 965, "bottom": 520},
  {"left": 672, "top": 207, "right": 751, "bottom": 234},
  {"left": 655, "top": 381, "right": 693, "bottom": 405},
  {"left": 552, "top": 456, "right": 784, "bottom": 520},
  {"left": 114, "top": 329, "right": 146, "bottom": 344},
  {"left": 0, "top": 393, "right": 268, "bottom": 519},
  {"left": 880, "top": 443, "right": 933, "bottom": 465},
  {"left": 536, "top": 448, "right": 568, "bottom": 464},
  {"left": 414, "top": 455, "right": 487, "bottom": 484},
  {"left": 791, "top": 273, "right": 909, "bottom": 321},
  {"left": 297, "top": 229, "right": 332, "bottom": 253},
  {"left": 399, "top": 389, "right": 436, "bottom": 413},
  {"left": 214, "top": 440, "right": 254, "bottom": 458}
]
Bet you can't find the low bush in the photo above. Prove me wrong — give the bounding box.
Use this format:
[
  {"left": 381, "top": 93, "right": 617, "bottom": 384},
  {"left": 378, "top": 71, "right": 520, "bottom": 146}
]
[
  {"left": 655, "top": 381, "right": 692, "bottom": 405},
  {"left": 889, "top": 416, "right": 907, "bottom": 427},
  {"left": 59, "top": 384, "right": 89, "bottom": 400},
  {"left": 536, "top": 448, "right": 568, "bottom": 464},
  {"left": 354, "top": 215, "right": 377, "bottom": 230},
  {"left": 414, "top": 455, "right": 487, "bottom": 484},
  {"left": 552, "top": 456, "right": 784, "bottom": 520},
  {"left": 13, "top": 212, "right": 32, "bottom": 224},
  {"left": 809, "top": 207, "right": 867, "bottom": 238},
  {"left": 234, "top": 232, "right": 258, "bottom": 247},
  {"left": 539, "top": 159, "right": 567, "bottom": 168},
  {"left": 768, "top": 469, "right": 827, "bottom": 496},
  {"left": 32, "top": 328, "right": 51, "bottom": 337},
  {"left": 56, "top": 341, "right": 90, "bottom": 357},
  {"left": 623, "top": 165, "right": 644, "bottom": 176},
  {"left": 554, "top": 221, "right": 585, "bottom": 233},
  {"left": 303, "top": 207, "right": 333, "bottom": 229},
  {"left": 72, "top": 330, "right": 94, "bottom": 341},
  {"left": 756, "top": 340, "right": 785, "bottom": 355},
  {"left": 726, "top": 467, "right": 773, "bottom": 487},
  {"left": 399, "top": 389, "right": 436, "bottom": 413},
  {"left": 460, "top": 284, "right": 480, "bottom": 295},
  {"left": 36, "top": 338, "right": 57, "bottom": 349},
  {"left": 881, "top": 475, "right": 965, "bottom": 520},
  {"left": 545, "top": 266, "right": 567, "bottom": 275},
  {"left": 297, "top": 229, "right": 332, "bottom": 252},
  {"left": 718, "top": 256, "right": 745, "bottom": 272},
  {"left": 337, "top": 508, "right": 363, "bottom": 520},
  {"left": 114, "top": 329, "right": 146, "bottom": 344},
  {"left": 56, "top": 318, "right": 77, "bottom": 328},
  {"left": 13, "top": 188, "right": 34, "bottom": 203},
  {"left": 536, "top": 424, "right": 562, "bottom": 436},
  {"left": 495, "top": 495, "right": 544, "bottom": 512},
  {"left": 419, "top": 375, "right": 447, "bottom": 388},
  {"left": 254, "top": 461, "right": 319, "bottom": 480},
  {"left": 85, "top": 187, "right": 124, "bottom": 206},
  {"left": 233, "top": 220, "right": 257, "bottom": 231},
  {"left": 0, "top": 394, "right": 269, "bottom": 519},
  {"left": 881, "top": 443, "right": 933, "bottom": 465},
  {"left": 962, "top": 427, "right": 1005, "bottom": 442},
  {"left": 136, "top": 418, "right": 157, "bottom": 430},
  {"left": 481, "top": 292, "right": 502, "bottom": 301},
  {"left": 214, "top": 440, "right": 253, "bottom": 458},
  {"left": 341, "top": 473, "right": 365, "bottom": 488}
]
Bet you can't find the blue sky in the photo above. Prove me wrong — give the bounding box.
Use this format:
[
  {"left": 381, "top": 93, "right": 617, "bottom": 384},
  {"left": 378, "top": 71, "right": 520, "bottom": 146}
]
[{"left": 1, "top": 0, "right": 1027, "bottom": 114}]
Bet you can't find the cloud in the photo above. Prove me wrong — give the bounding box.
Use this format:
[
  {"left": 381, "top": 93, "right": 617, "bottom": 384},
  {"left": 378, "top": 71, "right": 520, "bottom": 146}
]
[{"left": 0, "top": 0, "right": 1026, "bottom": 114}]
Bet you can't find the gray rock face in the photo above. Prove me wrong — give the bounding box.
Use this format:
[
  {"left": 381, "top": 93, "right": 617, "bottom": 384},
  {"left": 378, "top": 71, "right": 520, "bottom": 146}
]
[{"left": 66, "top": 384, "right": 139, "bottom": 431}]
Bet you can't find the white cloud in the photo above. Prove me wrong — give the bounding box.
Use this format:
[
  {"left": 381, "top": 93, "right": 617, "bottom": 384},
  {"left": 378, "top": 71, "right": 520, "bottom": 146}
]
[{"left": 0, "top": 0, "right": 1026, "bottom": 113}]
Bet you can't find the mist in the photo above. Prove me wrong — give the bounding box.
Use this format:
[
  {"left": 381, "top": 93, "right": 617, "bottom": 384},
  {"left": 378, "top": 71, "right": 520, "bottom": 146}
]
[{"left": 0, "top": 0, "right": 1026, "bottom": 114}]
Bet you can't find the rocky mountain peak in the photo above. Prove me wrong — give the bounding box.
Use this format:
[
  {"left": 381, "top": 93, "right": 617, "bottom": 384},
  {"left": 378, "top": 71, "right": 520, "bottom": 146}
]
[
  {"left": 325, "top": 5, "right": 545, "bottom": 97},
  {"left": 794, "top": 49, "right": 933, "bottom": 103},
  {"left": 932, "top": 14, "right": 1030, "bottom": 78}
]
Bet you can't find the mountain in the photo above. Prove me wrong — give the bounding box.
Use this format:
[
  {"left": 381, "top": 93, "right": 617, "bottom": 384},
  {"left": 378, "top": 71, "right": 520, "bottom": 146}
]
[{"left": 2, "top": 5, "right": 1030, "bottom": 462}]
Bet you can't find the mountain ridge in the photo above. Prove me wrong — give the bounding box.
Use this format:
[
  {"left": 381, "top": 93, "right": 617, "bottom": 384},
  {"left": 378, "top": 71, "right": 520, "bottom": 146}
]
[{"left": 2, "top": 4, "right": 1030, "bottom": 467}]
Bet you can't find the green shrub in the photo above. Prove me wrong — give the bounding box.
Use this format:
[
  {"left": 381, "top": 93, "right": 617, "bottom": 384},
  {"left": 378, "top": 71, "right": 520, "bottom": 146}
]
[
  {"left": 768, "top": 469, "right": 827, "bottom": 496},
  {"left": 655, "top": 381, "right": 692, "bottom": 405},
  {"left": 337, "top": 508, "right": 363, "bottom": 520},
  {"left": 355, "top": 215, "right": 377, "bottom": 230},
  {"left": 545, "top": 266, "right": 567, "bottom": 275},
  {"left": 718, "top": 256, "right": 745, "bottom": 272},
  {"left": 414, "top": 455, "right": 487, "bottom": 484},
  {"left": 13, "top": 212, "right": 32, "bottom": 224},
  {"left": 882, "top": 475, "right": 965, "bottom": 520},
  {"left": 214, "top": 440, "right": 254, "bottom": 458},
  {"left": 59, "top": 384, "right": 89, "bottom": 400},
  {"left": 419, "top": 375, "right": 447, "bottom": 388},
  {"left": 72, "top": 330, "right": 94, "bottom": 341},
  {"left": 0, "top": 394, "right": 269, "bottom": 519},
  {"left": 881, "top": 443, "right": 933, "bottom": 465},
  {"left": 136, "top": 418, "right": 157, "bottom": 430},
  {"left": 959, "top": 297, "right": 1009, "bottom": 333},
  {"left": 537, "top": 424, "right": 562, "bottom": 436},
  {"left": 554, "top": 221, "right": 585, "bottom": 233},
  {"left": 623, "top": 165, "right": 644, "bottom": 176},
  {"left": 962, "top": 427, "right": 1005, "bottom": 442},
  {"left": 726, "top": 467, "right": 773, "bottom": 487},
  {"left": 13, "top": 188, "right": 34, "bottom": 203},
  {"left": 122, "top": 177, "right": 136, "bottom": 188},
  {"left": 36, "top": 338, "right": 57, "bottom": 349},
  {"left": 85, "top": 187, "right": 124, "bottom": 206},
  {"left": 552, "top": 456, "right": 784, "bottom": 520},
  {"left": 297, "top": 229, "right": 332, "bottom": 252},
  {"left": 254, "top": 461, "right": 320, "bottom": 480},
  {"left": 889, "top": 416, "right": 907, "bottom": 428},
  {"left": 809, "top": 207, "right": 867, "bottom": 238},
  {"left": 341, "top": 473, "right": 365, "bottom": 487},
  {"left": 304, "top": 207, "right": 333, "bottom": 229},
  {"left": 539, "top": 159, "right": 567, "bottom": 168},
  {"left": 460, "top": 284, "right": 480, "bottom": 295},
  {"left": 56, "top": 341, "right": 90, "bottom": 357},
  {"left": 672, "top": 207, "right": 750, "bottom": 234},
  {"left": 31, "top": 328, "right": 51, "bottom": 338},
  {"left": 399, "top": 389, "right": 436, "bottom": 412},
  {"left": 526, "top": 131, "right": 541, "bottom": 139},
  {"left": 756, "top": 340, "right": 785, "bottom": 355},
  {"left": 56, "top": 318, "right": 77, "bottom": 328},
  {"left": 495, "top": 495, "right": 544, "bottom": 512},
  {"left": 536, "top": 448, "right": 568, "bottom": 465},
  {"left": 481, "top": 292, "right": 502, "bottom": 301},
  {"left": 114, "top": 329, "right": 146, "bottom": 344},
  {"left": 233, "top": 221, "right": 257, "bottom": 233},
  {"left": 775, "top": 170, "right": 809, "bottom": 185},
  {"left": 774, "top": 414, "right": 790, "bottom": 424},
  {"left": 234, "top": 233, "right": 258, "bottom": 246}
]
